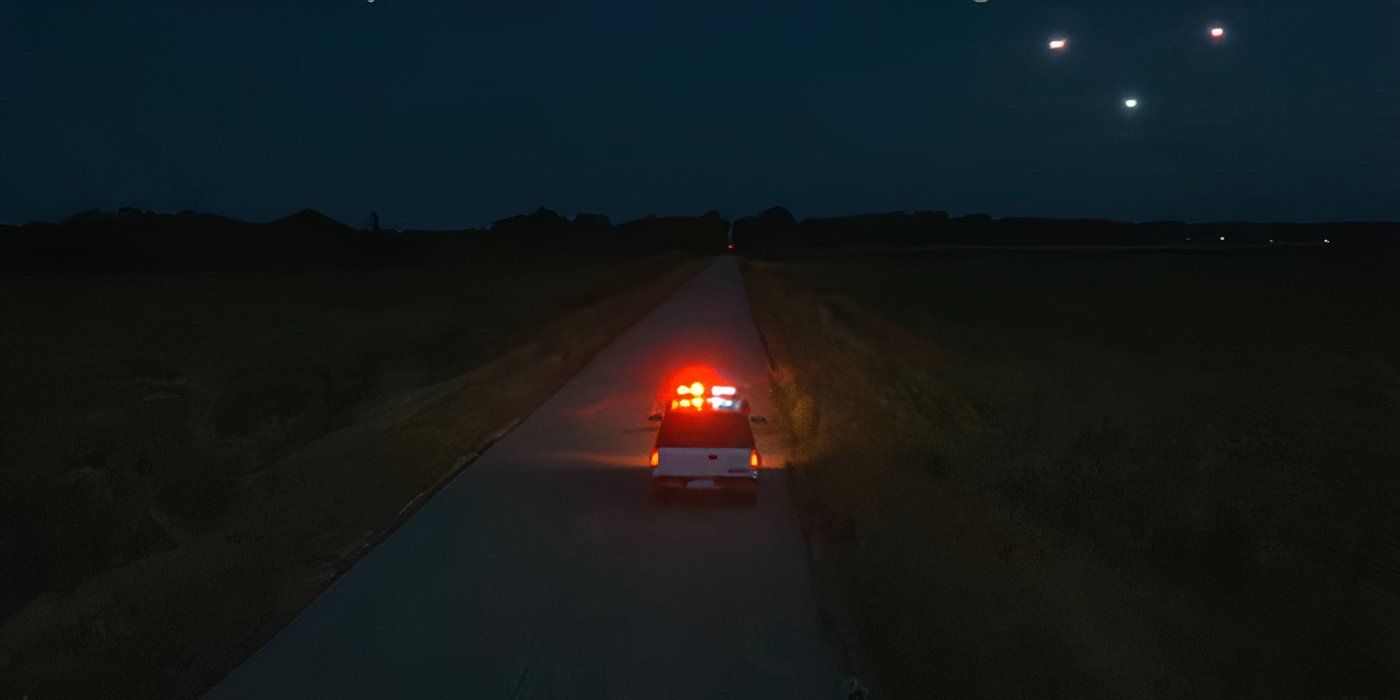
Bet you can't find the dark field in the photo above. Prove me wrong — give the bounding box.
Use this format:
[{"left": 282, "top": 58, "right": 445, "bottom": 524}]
[
  {"left": 743, "top": 248, "right": 1399, "bottom": 697},
  {"left": 0, "top": 250, "right": 701, "bottom": 697}
]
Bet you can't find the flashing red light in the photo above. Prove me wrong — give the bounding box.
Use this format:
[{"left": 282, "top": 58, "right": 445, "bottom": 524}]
[
  {"left": 650, "top": 449, "right": 659, "bottom": 467},
  {"left": 750, "top": 449, "right": 761, "bottom": 468},
  {"left": 727, "top": 242, "right": 735, "bottom": 250}
]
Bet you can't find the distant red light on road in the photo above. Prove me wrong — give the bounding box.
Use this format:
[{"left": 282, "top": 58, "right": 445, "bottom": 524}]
[{"left": 727, "top": 242, "right": 735, "bottom": 250}]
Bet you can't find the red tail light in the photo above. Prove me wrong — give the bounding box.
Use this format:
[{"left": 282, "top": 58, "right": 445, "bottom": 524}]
[
  {"left": 650, "top": 449, "right": 660, "bottom": 467},
  {"left": 750, "top": 449, "right": 760, "bottom": 468}
]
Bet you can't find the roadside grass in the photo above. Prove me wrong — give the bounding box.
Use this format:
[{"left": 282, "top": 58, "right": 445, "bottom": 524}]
[
  {"left": 0, "top": 250, "right": 703, "bottom": 697},
  {"left": 743, "top": 248, "right": 1399, "bottom": 697}
]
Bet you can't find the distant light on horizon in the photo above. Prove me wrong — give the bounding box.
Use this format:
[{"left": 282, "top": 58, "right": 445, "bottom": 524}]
[
  {"left": 1124, "top": 98, "right": 1139, "bottom": 109},
  {"left": 1049, "top": 39, "right": 1068, "bottom": 50},
  {"left": 1210, "top": 27, "right": 1225, "bottom": 38}
]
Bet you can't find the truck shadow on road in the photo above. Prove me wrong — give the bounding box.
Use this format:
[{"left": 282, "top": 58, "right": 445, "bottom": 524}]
[{"left": 647, "top": 489, "right": 760, "bottom": 508}]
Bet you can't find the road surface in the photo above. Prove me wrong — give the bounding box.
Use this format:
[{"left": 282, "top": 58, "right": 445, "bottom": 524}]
[{"left": 210, "top": 257, "right": 839, "bottom": 698}]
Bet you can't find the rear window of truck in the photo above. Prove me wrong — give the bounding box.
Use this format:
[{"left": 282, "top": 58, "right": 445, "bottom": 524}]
[{"left": 656, "top": 412, "right": 755, "bottom": 448}]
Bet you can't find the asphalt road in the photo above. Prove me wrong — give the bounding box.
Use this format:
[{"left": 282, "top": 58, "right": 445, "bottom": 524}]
[{"left": 210, "top": 256, "right": 839, "bottom": 699}]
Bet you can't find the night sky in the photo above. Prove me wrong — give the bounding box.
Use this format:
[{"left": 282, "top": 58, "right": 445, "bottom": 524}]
[{"left": 3, "top": 1, "right": 1398, "bottom": 228}]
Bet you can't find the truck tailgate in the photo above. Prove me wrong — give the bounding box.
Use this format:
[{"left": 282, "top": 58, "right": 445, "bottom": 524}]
[{"left": 654, "top": 447, "right": 752, "bottom": 479}]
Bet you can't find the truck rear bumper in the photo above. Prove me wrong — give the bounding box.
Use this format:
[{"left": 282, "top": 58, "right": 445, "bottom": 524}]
[{"left": 649, "top": 474, "right": 757, "bottom": 495}]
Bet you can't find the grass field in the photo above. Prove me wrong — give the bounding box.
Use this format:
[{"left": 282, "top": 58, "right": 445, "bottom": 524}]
[
  {"left": 743, "top": 248, "right": 1399, "bottom": 697},
  {"left": 0, "top": 250, "right": 702, "bottom": 697}
]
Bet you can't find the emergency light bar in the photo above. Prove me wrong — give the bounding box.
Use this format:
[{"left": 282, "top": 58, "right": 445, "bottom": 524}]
[
  {"left": 676, "top": 383, "right": 736, "bottom": 397},
  {"left": 670, "top": 381, "right": 741, "bottom": 411}
]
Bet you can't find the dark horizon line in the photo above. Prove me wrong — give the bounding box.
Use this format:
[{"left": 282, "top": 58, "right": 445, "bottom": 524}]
[{"left": 7, "top": 205, "right": 1400, "bottom": 231}]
